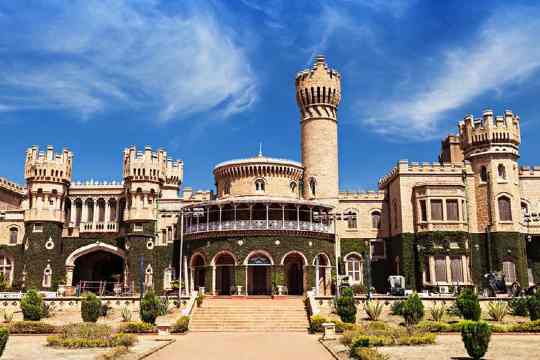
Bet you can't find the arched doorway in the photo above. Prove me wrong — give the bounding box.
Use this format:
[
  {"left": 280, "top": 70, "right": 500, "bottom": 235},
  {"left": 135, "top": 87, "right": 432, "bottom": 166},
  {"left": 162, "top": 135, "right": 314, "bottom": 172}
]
[
  {"left": 313, "top": 253, "right": 332, "bottom": 296},
  {"left": 282, "top": 252, "right": 306, "bottom": 295},
  {"left": 191, "top": 254, "right": 206, "bottom": 291},
  {"left": 213, "top": 252, "right": 235, "bottom": 295},
  {"left": 246, "top": 251, "right": 273, "bottom": 295}
]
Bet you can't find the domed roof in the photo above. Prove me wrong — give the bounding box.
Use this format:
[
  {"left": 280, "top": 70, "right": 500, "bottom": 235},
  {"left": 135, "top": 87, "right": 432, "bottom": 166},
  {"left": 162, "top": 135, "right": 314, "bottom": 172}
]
[{"left": 213, "top": 153, "right": 302, "bottom": 170}]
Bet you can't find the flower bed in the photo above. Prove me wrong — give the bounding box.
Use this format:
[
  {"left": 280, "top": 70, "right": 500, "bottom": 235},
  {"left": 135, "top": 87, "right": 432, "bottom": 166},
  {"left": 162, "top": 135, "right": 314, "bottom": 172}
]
[{"left": 46, "top": 323, "right": 137, "bottom": 349}]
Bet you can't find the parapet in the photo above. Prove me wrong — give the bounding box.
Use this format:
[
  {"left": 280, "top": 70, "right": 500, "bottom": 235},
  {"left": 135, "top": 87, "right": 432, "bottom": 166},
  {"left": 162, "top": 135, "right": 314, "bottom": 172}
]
[
  {"left": 458, "top": 109, "right": 520, "bottom": 155},
  {"left": 0, "top": 177, "right": 25, "bottom": 195},
  {"left": 70, "top": 180, "right": 124, "bottom": 188},
  {"left": 378, "top": 160, "right": 472, "bottom": 188},
  {"left": 123, "top": 146, "right": 183, "bottom": 186},
  {"left": 295, "top": 55, "right": 341, "bottom": 111},
  {"left": 181, "top": 187, "right": 213, "bottom": 202},
  {"left": 339, "top": 190, "right": 386, "bottom": 201},
  {"left": 519, "top": 166, "right": 540, "bottom": 178},
  {"left": 24, "top": 145, "right": 72, "bottom": 183}
]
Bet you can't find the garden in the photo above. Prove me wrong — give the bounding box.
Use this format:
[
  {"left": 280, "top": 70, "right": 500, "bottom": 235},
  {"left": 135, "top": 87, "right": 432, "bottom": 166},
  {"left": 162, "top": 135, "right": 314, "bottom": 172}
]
[{"left": 312, "top": 288, "right": 540, "bottom": 360}]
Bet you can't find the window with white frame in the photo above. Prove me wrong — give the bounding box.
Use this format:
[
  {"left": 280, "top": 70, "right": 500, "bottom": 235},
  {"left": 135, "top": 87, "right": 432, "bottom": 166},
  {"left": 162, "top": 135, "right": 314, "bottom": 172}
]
[
  {"left": 502, "top": 260, "right": 517, "bottom": 284},
  {"left": 434, "top": 256, "right": 447, "bottom": 282},
  {"left": 345, "top": 254, "right": 363, "bottom": 284},
  {"left": 450, "top": 256, "right": 464, "bottom": 282},
  {"left": 33, "top": 223, "right": 43, "bottom": 233},
  {"left": 255, "top": 179, "right": 265, "bottom": 192},
  {"left": 0, "top": 255, "right": 13, "bottom": 285},
  {"left": 426, "top": 255, "right": 469, "bottom": 284},
  {"left": 134, "top": 223, "right": 143, "bottom": 232},
  {"left": 370, "top": 239, "right": 385, "bottom": 259},
  {"left": 345, "top": 210, "right": 357, "bottom": 229},
  {"left": 371, "top": 211, "right": 381, "bottom": 229}
]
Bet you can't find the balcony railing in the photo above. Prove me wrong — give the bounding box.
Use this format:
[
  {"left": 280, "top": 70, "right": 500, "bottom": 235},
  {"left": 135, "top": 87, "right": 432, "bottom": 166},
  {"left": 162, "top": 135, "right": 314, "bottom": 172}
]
[
  {"left": 185, "top": 220, "right": 331, "bottom": 234},
  {"left": 80, "top": 222, "right": 118, "bottom": 233}
]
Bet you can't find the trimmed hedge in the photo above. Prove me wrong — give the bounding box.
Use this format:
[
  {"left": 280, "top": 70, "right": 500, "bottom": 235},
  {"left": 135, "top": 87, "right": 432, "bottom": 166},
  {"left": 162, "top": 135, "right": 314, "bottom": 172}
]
[
  {"left": 21, "top": 289, "right": 43, "bottom": 321},
  {"left": 81, "top": 292, "right": 102, "bottom": 323},
  {"left": 171, "top": 316, "right": 190, "bottom": 333},
  {"left": 117, "top": 321, "right": 156, "bottom": 334},
  {"left": 140, "top": 290, "right": 160, "bottom": 325},
  {"left": 6, "top": 321, "right": 58, "bottom": 334},
  {"left": 461, "top": 321, "right": 491, "bottom": 360}
]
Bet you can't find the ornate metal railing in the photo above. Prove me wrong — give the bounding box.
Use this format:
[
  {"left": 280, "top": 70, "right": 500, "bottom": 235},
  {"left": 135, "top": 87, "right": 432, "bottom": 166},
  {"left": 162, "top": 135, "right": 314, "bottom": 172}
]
[{"left": 185, "top": 220, "right": 331, "bottom": 234}]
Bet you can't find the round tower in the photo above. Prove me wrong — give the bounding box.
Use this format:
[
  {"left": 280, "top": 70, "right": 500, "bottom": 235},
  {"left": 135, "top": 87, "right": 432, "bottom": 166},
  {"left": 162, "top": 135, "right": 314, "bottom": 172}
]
[
  {"left": 296, "top": 55, "right": 341, "bottom": 204},
  {"left": 24, "top": 145, "right": 73, "bottom": 223}
]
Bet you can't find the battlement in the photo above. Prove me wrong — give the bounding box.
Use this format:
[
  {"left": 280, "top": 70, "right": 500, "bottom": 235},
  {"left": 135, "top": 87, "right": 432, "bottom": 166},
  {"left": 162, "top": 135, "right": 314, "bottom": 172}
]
[
  {"left": 339, "top": 190, "right": 386, "bottom": 200},
  {"left": 0, "top": 177, "right": 25, "bottom": 194},
  {"left": 123, "top": 146, "right": 183, "bottom": 186},
  {"left": 71, "top": 180, "right": 125, "bottom": 188},
  {"left": 181, "top": 187, "right": 213, "bottom": 202},
  {"left": 458, "top": 109, "right": 520, "bottom": 154},
  {"left": 519, "top": 166, "right": 540, "bottom": 178},
  {"left": 378, "top": 160, "right": 472, "bottom": 188},
  {"left": 295, "top": 55, "right": 341, "bottom": 111},
  {"left": 24, "top": 145, "right": 72, "bottom": 183}
]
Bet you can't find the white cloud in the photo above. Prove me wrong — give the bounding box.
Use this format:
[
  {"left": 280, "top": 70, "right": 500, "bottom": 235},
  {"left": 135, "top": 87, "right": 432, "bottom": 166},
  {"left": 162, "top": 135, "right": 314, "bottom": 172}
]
[
  {"left": 365, "top": 6, "right": 540, "bottom": 140},
  {"left": 0, "top": 1, "right": 256, "bottom": 121}
]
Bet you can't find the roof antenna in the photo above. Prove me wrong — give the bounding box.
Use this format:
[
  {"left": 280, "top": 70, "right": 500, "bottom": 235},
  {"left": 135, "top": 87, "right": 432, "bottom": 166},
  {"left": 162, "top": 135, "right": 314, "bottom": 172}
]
[{"left": 258, "top": 142, "right": 263, "bottom": 157}]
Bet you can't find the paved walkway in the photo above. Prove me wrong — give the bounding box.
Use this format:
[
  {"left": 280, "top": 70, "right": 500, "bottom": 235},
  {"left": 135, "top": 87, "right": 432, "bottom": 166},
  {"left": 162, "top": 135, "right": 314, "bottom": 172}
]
[{"left": 148, "top": 333, "right": 332, "bottom": 360}]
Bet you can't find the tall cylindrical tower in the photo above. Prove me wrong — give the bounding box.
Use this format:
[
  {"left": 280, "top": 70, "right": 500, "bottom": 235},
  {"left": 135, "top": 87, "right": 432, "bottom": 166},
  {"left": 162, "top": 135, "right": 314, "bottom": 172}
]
[{"left": 296, "top": 55, "right": 341, "bottom": 204}]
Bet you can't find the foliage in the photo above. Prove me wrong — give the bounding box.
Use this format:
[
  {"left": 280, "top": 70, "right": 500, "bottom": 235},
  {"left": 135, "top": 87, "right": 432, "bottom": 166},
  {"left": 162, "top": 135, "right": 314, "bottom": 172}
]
[
  {"left": 158, "top": 297, "right": 169, "bottom": 316},
  {"left": 140, "top": 289, "right": 161, "bottom": 325},
  {"left": 100, "top": 304, "right": 111, "bottom": 317},
  {"left": 415, "top": 320, "right": 452, "bottom": 333},
  {"left": 21, "top": 289, "right": 44, "bottom": 321},
  {"left": 111, "top": 333, "right": 137, "bottom": 347},
  {"left": 196, "top": 293, "right": 204, "bottom": 308},
  {"left": 60, "top": 323, "right": 112, "bottom": 338},
  {"left": 396, "top": 332, "right": 436, "bottom": 345},
  {"left": 487, "top": 301, "right": 508, "bottom": 322},
  {"left": 364, "top": 301, "right": 383, "bottom": 321},
  {"left": 352, "top": 347, "right": 390, "bottom": 360},
  {"left": 97, "top": 346, "right": 129, "bottom": 360},
  {"left": 401, "top": 293, "right": 424, "bottom": 326},
  {"left": 510, "top": 319, "right": 540, "bottom": 332},
  {"left": 120, "top": 306, "right": 132, "bottom": 322},
  {"left": 509, "top": 297, "right": 529, "bottom": 316},
  {"left": 430, "top": 302, "right": 446, "bottom": 322},
  {"left": 42, "top": 302, "right": 56, "bottom": 318},
  {"left": 352, "top": 284, "right": 367, "bottom": 295},
  {"left": 341, "top": 328, "right": 365, "bottom": 346},
  {"left": 416, "top": 319, "right": 540, "bottom": 333},
  {"left": 446, "top": 302, "right": 462, "bottom": 317},
  {"left": 117, "top": 321, "right": 156, "bottom": 333},
  {"left": 527, "top": 293, "right": 540, "bottom": 321},
  {"left": 390, "top": 301, "right": 404, "bottom": 316},
  {"left": 47, "top": 323, "right": 137, "bottom": 349},
  {"left": 461, "top": 321, "right": 491, "bottom": 360},
  {"left": 0, "top": 327, "right": 8, "bottom": 357},
  {"left": 171, "top": 316, "right": 190, "bottom": 333},
  {"left": 332, "top": 319, "right": 356, "bottom": 333},
  {"left": 336, "top": 287, "right": 357, "bottom": 323},
  {"left": 7, "top": 321, "right": 58, "bottom": 334},
  {"left": 2, "top": 309, "right": 13, "bottom": 323},
  {"left": 310, "top": 315, "right": 326, "bottom": 333},
  {"left": 456, "top": 289, "right": 481, "bottom": 321},
  {"left": 0, "top": 274, "right": 8, "bottom": 292},
  {"left": 81, "top": 292, "right": 102, "bottom": 323}
]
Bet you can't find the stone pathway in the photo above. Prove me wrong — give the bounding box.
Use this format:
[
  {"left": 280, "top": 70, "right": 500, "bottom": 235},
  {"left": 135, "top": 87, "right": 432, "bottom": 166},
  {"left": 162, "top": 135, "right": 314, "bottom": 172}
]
[
  {"left": 2, "top": 335, "right": 169, "bottom": 360},
  {"left": 147, "top": 333, "right": 332, "bottom": 360}
]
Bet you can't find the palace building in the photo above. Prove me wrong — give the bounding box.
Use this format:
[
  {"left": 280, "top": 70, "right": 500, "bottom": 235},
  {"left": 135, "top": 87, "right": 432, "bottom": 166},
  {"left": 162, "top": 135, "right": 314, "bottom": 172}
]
[{"left": 0, "top": 55, "right": 539, "bottom": 296}]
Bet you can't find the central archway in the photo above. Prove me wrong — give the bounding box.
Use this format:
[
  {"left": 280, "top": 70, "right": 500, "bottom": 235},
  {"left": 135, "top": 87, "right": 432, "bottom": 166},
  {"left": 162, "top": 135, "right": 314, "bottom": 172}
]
[
  {"left": 212, "top": 251, "right": 236, "bottom": 295},
  {"left": 245, "top": 251, "right": 273, "bottom": 295},
  {"left": 282, "top": 252, "right": 307, "bottom": 295}
]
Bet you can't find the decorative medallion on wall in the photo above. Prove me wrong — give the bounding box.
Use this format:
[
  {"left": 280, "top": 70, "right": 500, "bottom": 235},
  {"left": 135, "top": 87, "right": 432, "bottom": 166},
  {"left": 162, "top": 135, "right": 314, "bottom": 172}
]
[
  {"left": 274, "top": 240, "right": 280, "bottom": 246},
  {"left": 45, "top": 237, "right": 54, "bottom": 250},
  {"left": 146, "top": 240, "right": 154, "bottom": 250},
  {"left": 237, "top": 240, "right": 244, "bottom": 246}
]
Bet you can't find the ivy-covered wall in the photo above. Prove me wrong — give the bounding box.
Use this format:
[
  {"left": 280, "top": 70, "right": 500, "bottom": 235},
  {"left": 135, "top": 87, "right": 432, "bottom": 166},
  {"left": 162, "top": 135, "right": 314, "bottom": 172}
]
[
  {"left": 490, "top": 232, "right": 528, "bottom": 287},
  {"left": 527, "top": 235, "right": 540, "bottom": 284},
  {"left": 387, "top": 233, "right": 416, "bottom": 290}
]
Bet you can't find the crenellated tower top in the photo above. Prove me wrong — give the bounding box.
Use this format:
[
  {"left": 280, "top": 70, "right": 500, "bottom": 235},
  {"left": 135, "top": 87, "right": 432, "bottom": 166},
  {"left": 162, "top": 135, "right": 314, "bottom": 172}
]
[
  {"left": 295, "top": 55, "right": 341, "bottom": 122},
  {"left": 123, "top": 145, "right": 183, "bottom": 186},
  {"left": 458, "top": 109, "right": 520, "bottom": 159},
  {"left": 24, "top": 145, "right": 72, "bottom": 185}
]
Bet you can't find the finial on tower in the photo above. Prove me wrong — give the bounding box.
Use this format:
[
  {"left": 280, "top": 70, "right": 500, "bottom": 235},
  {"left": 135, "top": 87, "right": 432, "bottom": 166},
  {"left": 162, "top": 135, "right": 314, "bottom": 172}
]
[
  {"left": 258, "top": 142, "right": 263, "bottom": 157},
  {"left": 314, "top": 54, "right": 326, "bottom": 65}
]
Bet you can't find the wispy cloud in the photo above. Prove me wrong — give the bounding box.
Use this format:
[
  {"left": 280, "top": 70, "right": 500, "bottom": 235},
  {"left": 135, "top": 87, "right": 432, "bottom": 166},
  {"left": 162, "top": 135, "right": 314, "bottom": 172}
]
[
  {"left": 364, "top": 6, "right": 540, "bottom": 140},
  {"left": 352, "top": 0, "right": 416, "bottom": 18},
  {"left": 0, "top": 1, "right": 256, "bottom": 121}
]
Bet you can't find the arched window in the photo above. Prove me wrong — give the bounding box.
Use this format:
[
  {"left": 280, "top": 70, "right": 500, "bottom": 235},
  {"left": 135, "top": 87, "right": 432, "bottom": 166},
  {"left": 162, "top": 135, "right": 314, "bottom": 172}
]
[
  {"left": 498, "top": 164, "right": 507, "bottom": 180},
  {"left": 480, "top": 166, "right": 488, "bottom": 182},
  {"left": 502, "top": 260, "right": 517, "bottom": 284},
  {"left": 498, "top": 196, "right": 512, "bottom": 221},
  {"left": 290, "top": 181, "right": 297, "bottom": 194},
  {"left": 522, "top": 202, "right": 529, "bottom": 219},
  {"left": 309, "top": 178, "right": 316, "bottom": 197},
  {"left": 345, "top": 254, "right": 363, "bottom": 284},
  {"left": 371, "top": 211, "right": 381, "bottom": 229},
  {"left": 255, "top": 179, "right": 265, "bottom": 192},
  {"left": 224, "top": 181, "right": 231, "bottom": 195},
  {"left": 9, "top": 227, "right": 18, "bottom": 244},
  {"left": 345, "top": 211, "right": 357, "bottom": 229},
  {"left": 0, "top": 255, "right": 13, "bottom": 285}
]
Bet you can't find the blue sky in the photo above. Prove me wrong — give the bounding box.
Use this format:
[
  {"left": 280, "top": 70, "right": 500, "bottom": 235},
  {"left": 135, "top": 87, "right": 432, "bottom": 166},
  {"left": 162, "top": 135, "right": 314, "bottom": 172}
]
[{"left": 1, "top": 0, "right": 540, "bottom": 191}]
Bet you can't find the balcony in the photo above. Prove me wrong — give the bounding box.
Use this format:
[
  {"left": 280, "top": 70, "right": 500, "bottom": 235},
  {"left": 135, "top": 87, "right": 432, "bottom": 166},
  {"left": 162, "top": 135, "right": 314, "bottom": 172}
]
[
  {"left": 416, "top": 221, "right": 467, "bottom": 232},
  {"left": 185, "top": 220, "right": 330, "bottom": 234}
]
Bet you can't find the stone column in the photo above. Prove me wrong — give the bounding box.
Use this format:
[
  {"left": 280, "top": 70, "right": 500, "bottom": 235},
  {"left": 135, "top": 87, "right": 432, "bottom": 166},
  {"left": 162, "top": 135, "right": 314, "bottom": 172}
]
[
  {"left": 296, "top": 205, "right": 300, "bottom": 230},
  {"left": 66, "top": 265, "right": 75, "bottom": 286},
  {"left": 82, "top": 199, "right": 88, "bottom": 224},
  {"left": 105, "top": 200, "right": 111, "bottom": 224},
  {"left": 93, "top": 199, "right": 98, "bottom": 227},
  {"left": 115, "top": 199, "right": 120, "bottom": 222},
  {"left": 281, "top": 205, "right": 285, "bottom": 229},
  {"left": 219, "top": 206, "right": 222, "bottom": 230},
  {"left": 70, "top": 200, "right": 76, "bottom": 224},
  {"left": 266, "top": 203, "right": 269, "bottom": 229}
]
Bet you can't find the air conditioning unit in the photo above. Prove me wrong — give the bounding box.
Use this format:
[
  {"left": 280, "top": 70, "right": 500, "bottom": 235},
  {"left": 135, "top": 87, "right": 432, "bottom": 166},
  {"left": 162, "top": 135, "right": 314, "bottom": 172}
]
[{"left": 439, "top": 286, "right": 450, "bottom": 294}]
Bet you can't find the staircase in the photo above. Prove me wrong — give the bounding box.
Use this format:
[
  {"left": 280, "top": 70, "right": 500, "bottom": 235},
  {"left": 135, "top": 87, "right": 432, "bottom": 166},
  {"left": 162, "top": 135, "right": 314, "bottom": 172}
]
[{"left": 189, "top": 297, "right": 309, "bottom": 332}]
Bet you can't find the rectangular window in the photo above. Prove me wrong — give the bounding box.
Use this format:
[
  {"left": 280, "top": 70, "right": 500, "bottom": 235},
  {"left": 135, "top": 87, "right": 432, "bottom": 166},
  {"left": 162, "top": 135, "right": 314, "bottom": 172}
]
[
  {"left": 347, "top": 213, "right": 357, "bottom": 229},
  {"left": 371, "top": 240, "right": 385, "bottom": 259},
  {"left": 431, "top": 200, "right": 443, "bottom": 221},
  {"left": 446, "top": 200, "right": 459, "bottom": 221},
  {"left": 435, "top": 256, "right": 447, "bottom": 282},
  {"left": 450, "top": 256, "right": 464, "bottom": 282},
  {"left": 424, "top": 256, "right": 431, "bottom": 283},
  {"left": 503, "top": 261, "right": 517, "bottom": 283},
  {"left": 419, "top": 200, "right": 427, "bottom": 222},
  {"left": 33, "top": 223, "right": 43, "bottom": 233},
  {"left": 134, "top": 223, "right": 143, "bottom": 232}
]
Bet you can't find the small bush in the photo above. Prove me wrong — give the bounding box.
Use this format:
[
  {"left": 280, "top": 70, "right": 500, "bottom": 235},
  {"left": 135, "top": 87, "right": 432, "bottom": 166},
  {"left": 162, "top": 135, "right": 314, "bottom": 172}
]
[
  {"left": 430, "top": 302, "right": 446, "bottom": 322},
  {"left": 310, "top": 314, "right": 326, "bottom": 333},
  {"left": 117, "top": 321, "right": 156, "bottom": 333},
  {"left": 352, "top": 284, "right": 368, "bottom": 295},
  {"left": 21, "top": 289, "right": 43, "bottom": 321},
  {"left": 42, "top": 302, "right": 56, "bottom": 318},
  {"left": 196, "top": 293, "right": 204, "bottom": 308},
  {"left": 415, "top": 320, "right": 451, "bottom": 333},
  {"left": 81, "top": 292, "right": 102, "bottom": 322},
  {"left": 111, "top": 333, "right": 137, "bottom": 347},
  {"left": 3, "top": 309, "right": 13, "bottom": 323},
  {"left": 0, "top": 327, "right": 8, "bottom": 357},
  {"left": 47, "top": 323, "right": 137, "bottom": 349},
  {"left": 397, "top": 332, "right": 436, "bottom": 346},
  {"left": 100, "top": 304, "right": 111, "bottom": 318},
  {"left": 364, "top": 301, "right": 383, "bottom": 321},
  {"left": 97, "top": 346, "right": 129, "bottom": 360},
  {"left": 341, "top": 328, "right": 365, "bottom": 346},
  {"left": 446, "top": 302, "right": 461, "bottom": 317},
  {"left": 60, "top": 323, "right": 112, "bottom": 339},
  {"left": 456, "top": 289, "right": 481, "bottom": 321},
  {"left": 390, "top": 301, "right": 404, "bottom": 316},
  {"left": 401, "top": 293, "right": 424, "bottom": 326},
  {"left": 353, "top": 347, "right": 390, "bottom": 360},
  {"left": 120, "top": 306, "right": 132, "bottom": 322},
  {"left": 510, "top": 319, "right": 540, "bottom": 332},
  {"left": 332, "top": 319, "right": 356, "bottom": 333},
  {"left": 487, "top": 301, "right": 508, "bottom": 322},
  {"left": 461, "top": 321, "right": 491, "bottom": 360},
  {"left": 140, "top": 289, "right": 160, "bottom": 325},
  {"left": 336, "top": 287, "right": 357, "bottom": 323},
  {"left": 158, "top": 297, "right": 169, "bottom": 316},
  {"left": 509, "top": 297, "right": 529, "bottom": 316},
  {"left": 527, "top": 293, "right": 540, "bottom": 321},
  {"left": 8, "top": 321, "right": 58, "bottom": 334},
  {"left": 171, "top": 316, "right": 190, "bottom": 333}
]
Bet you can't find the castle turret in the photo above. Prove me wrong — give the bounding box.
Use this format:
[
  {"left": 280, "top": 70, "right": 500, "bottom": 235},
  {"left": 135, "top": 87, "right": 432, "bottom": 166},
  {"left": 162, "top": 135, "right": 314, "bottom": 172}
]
[
  {"left": 296, "top": 55, "right": 341, "bottom": 204},
  {"left": 24, "top": 145, "right": 72, "bottom": 223},
  {"left": 123, "top": 146, "right": 183, "bottom": 222}
]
